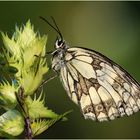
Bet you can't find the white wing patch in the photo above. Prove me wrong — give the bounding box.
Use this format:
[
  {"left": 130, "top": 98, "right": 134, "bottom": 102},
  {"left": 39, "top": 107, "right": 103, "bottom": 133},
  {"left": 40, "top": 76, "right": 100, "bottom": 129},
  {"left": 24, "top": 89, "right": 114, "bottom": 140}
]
[
  {"left": 80, "top": 94, "right": 91, "bottom": 109},
  {"left": 66, "top": 63, "right": 78, "bottom": 81},
  {"left": 89, "top": 87, "right": 101, "bottom": 105},
  {"left": 72, "top": 92, "right": 78, "bottom": 105},
  {"left": 60, "top": 67, "right": 69, "bottom": 93},
  {"left": 75, "top": 55, "right": 93, "bottom": 63},
  {"left": 71, "top": 59, "right": 96, "bottom": 79},
  {"left": 58, "top": 47, "right": 140, "bottom": 122}
]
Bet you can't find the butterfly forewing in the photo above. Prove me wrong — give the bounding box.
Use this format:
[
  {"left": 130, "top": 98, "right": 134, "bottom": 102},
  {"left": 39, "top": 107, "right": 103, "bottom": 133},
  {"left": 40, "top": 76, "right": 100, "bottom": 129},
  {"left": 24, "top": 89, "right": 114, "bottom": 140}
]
[{"left": 58, "top": 47, "right": 140, "bottom": 122}]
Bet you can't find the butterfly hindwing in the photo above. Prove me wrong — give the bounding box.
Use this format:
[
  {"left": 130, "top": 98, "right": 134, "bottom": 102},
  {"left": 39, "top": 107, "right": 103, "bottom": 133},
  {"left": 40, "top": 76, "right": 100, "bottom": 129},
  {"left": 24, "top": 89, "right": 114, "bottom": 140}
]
[{"left": 59, "top": 47, "right": 140, "bottom": 122}]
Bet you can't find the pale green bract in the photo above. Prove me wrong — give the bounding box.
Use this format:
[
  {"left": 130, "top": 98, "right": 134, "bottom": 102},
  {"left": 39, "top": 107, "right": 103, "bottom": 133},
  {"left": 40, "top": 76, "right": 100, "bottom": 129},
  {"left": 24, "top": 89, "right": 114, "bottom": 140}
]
[
  {"left": 0, "top": 81, "right": 17, "bottom": 109},
  {"left": 1, "top": 20, "right": 49, "bottom": 95}
]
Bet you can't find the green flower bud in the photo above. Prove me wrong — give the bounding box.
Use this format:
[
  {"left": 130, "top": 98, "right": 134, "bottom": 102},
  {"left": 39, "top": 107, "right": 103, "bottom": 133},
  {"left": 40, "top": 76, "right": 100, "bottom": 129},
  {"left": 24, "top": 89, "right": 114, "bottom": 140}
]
[
  {"left": 0, "top": 81, "right": 17, "bottom": 109},
  {"left": 1, "top": 20, "right": 49, "bottom": 95},
  {"left": 0, "top": 109, "right": 24, "bottom": 137}
]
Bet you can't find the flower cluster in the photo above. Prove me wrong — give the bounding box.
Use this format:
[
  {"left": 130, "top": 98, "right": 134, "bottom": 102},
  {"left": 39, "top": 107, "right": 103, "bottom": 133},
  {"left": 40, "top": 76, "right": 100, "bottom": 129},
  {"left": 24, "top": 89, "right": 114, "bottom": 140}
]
[{"left": 0, "top": 20, "right": 70, "bottom": 138}]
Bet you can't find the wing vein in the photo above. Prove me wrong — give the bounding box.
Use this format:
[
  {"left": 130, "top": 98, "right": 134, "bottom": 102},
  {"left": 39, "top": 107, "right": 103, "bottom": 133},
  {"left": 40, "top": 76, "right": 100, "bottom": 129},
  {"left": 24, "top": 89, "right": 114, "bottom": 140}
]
[{"left": 100, "top": 69, "right": 139, "bottom": 108}]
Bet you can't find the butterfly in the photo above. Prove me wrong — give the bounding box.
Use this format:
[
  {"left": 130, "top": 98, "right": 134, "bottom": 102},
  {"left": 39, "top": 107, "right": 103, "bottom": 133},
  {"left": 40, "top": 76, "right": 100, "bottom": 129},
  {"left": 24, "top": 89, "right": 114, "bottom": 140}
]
[{"left": 40, "top": 17, "right": 140, "bottom": 122}]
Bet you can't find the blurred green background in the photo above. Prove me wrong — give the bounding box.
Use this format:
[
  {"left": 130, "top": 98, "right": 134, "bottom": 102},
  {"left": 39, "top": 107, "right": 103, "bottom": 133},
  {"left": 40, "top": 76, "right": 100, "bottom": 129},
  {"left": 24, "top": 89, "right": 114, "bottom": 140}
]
[{"left": 0, "top": 1, "right": 140, "bottom": 139}]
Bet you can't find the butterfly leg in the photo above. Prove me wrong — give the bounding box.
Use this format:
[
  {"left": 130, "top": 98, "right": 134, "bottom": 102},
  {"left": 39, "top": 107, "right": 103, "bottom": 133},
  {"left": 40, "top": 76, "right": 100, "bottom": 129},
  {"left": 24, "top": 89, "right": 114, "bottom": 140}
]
[
  {"left": 39, "top": 74, "right": 58, "bottom": 88},
  {"left": 34, "top": 51, "right": 54, "bottom": 58},
  {"left": 35, "top": 74, "right": 58, "bottom": 93}
]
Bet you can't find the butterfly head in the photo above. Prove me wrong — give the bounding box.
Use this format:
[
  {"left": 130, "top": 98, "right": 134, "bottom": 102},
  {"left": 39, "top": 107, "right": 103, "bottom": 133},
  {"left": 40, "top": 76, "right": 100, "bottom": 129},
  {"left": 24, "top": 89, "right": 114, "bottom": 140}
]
[
  {"left": 51, "top": 38, "right": 67, "bottom": 71},
  {"left": 55, "top": 38, "right": 67, "bottom": 50}
]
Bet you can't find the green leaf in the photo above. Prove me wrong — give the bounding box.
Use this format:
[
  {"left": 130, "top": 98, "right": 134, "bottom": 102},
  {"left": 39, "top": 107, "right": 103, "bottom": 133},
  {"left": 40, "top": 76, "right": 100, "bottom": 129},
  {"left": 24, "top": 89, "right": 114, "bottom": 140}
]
[
  {"left": 0, "top": 109, "right": 24, "bottom": 137},
  {"left": 31, "top": 119, "right": 50, "bottom": 137},
  {"left": 26, "top": 94, "right": 59, "bottom": 119},
  {"left": 31, "top": 110, "right": 72, "bottom": 137}
]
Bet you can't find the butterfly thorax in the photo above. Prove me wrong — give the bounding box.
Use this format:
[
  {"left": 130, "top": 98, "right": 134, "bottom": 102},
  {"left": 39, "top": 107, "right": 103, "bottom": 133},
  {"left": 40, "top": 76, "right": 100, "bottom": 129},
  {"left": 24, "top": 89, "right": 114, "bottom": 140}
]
[{"left": 52, "top": 39, "right": 69, "bottom": 71}]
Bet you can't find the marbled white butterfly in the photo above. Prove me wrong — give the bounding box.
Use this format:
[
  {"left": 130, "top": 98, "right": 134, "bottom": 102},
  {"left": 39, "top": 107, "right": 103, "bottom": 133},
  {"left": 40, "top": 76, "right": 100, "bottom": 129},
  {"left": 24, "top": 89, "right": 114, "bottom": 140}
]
[{"left": 41, "top": 17, "right": 140, "bottom": 122}]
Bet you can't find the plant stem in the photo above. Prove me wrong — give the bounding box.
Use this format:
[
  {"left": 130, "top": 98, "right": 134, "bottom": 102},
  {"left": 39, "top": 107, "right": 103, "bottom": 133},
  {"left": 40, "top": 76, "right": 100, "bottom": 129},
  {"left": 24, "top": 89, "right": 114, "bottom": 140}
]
[
  {"left": 16, "top": 87, "right": 33, "bottom": 139},
  {"left": 25, "top": 117, "right": 32, "bottom": 139}
]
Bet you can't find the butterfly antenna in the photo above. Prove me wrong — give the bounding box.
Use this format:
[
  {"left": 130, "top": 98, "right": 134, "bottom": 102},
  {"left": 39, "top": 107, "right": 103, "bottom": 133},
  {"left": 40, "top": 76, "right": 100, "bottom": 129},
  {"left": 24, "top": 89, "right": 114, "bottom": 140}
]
[
  {"left": 50, "top": 16, "right": 63, "bottom": 40},
  {"left": 40, "top": 16, "right": 63, "bottom": 40}
]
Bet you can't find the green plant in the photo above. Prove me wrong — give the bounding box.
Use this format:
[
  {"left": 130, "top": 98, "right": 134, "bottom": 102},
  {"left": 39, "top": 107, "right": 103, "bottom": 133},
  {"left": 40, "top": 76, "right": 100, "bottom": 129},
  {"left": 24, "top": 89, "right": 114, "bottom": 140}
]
[{"left": 0, "top": 20, "right": 71, "bottom": 139}]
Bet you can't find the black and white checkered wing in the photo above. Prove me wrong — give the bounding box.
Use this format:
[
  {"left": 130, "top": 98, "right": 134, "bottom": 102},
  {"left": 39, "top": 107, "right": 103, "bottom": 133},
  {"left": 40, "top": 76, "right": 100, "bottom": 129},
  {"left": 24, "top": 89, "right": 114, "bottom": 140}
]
[{"left": 60, "top": 47, "right": 140, "bottom": 122}]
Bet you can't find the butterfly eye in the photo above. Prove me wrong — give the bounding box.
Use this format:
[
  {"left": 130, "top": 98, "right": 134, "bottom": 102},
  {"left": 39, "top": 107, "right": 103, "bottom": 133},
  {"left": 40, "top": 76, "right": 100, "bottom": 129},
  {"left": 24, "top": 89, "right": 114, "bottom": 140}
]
[
  {"left": 58, "top": 40, "right": 63, "bottom": 46},
  {"left": 55, "top": 39, "right": 65, "bottom": 49}
]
